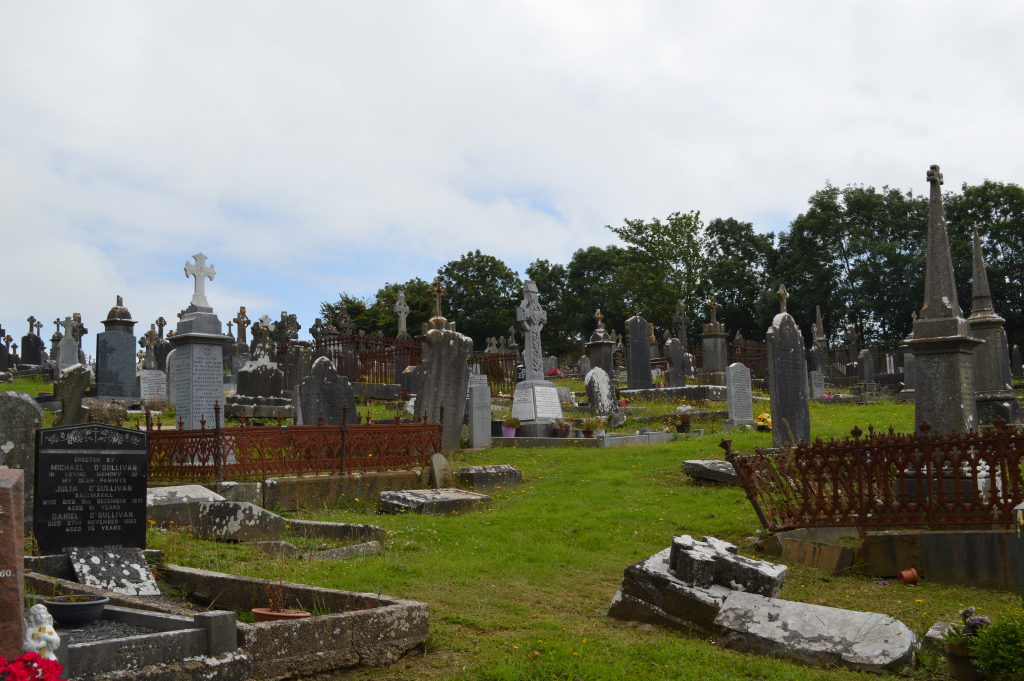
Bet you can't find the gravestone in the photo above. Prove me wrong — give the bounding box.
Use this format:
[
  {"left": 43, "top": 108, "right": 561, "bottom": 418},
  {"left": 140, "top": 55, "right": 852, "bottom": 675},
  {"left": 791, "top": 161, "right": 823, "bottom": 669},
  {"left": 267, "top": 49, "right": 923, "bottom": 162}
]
[
  {"left": 68, "top": 546, "right": 159, "bottom": 596},
  {"left": 626, "top": 313, "right": 652, "bottom": 390},
  {"left": 810, "top": 371, "right": 826, "bottom": 399},
  {"left": 1013, "top": 345, "right": 1022, "bottom": 378},
  {"left": 394, "top": 290, "right": 412, "bottom": 341},
  {"left": 905, "top": 165, "right": 982, "bottom": 436},
  {"left": 584, "top": 367, "right": 624, "bottom": 427},
  {"left": 0, "top": 393, "right": 42, "bottom": 515},
  {"left": 701, "top": 297, "right": 729, "bottom": 385},
  {"left": 96, "top": 296, "right": 140, "bottom": 401},
  {"left": 401, "top": 364, "right": 420, "bottom": 396},
  {"left": 140, "top": 370, "right": 167, "bottom": 404},
  {"left": 723, "top": 363, "right": 755, "bottom": 429},
  {"left": 34, "top": 423, "right": 148, "bottom": 555},
  {"left": 468, "top": 384, "right": 491, "bottom": 449},
  {"left": 900, "top": 352, "right": 916, "bottom": 400},
  {"left": 585, "top": 309, "right": 615, "bottom": 378},
  {"left": 283, "top": 341, "right": 313, "bottom": 398},
  {"left": 56, "top": 316, "right": 80, "bottom": 380},
  {"left": 857, "top": 349, "right": 876, "bottom": 384},
  {"left": 511, "top": 281, "right": 563, "bottom": 435},
  {"left": 664, "top": 338, "right": 688, "bottom": 387},
  {"left": 168, "top": 253, "right": 231, "bottom": 429},
  {"left": 417, "top": 328, "right": 473, "bottom": 453},
  {"left": 20, "top": 316, "right": 44, "bottom": 366},
  {"left": 298, "top": 357, "right": 357, "bottom": 425},
  {"left": 0, "top": 324, "right": 7, "bottom": 372},
  {"left": 54, "top": 364, "right": 91, "bottom": 426},
  {"left": 579, "top": 356, "right": 591, "bottom": 376},
  {"left": 0, "top": 469, "right": 24, "bottom": 660},
  {"left": 967, "top": 224, "right": 1022, "bottom": 425},
  {"left": 237, "top": 318, "right": 284, "bottom": 397},
  {"left": 766, "top": 286, "right": 810, "bottom": 448}
]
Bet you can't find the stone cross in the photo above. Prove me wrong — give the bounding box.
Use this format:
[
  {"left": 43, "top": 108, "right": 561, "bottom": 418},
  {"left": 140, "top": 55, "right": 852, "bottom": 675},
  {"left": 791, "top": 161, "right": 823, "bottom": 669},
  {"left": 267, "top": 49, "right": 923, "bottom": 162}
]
[
  {"left": 226, "top": 320, "right": 234, "bottom": 339},
  {"left": 516, "top": 280, "right": 547, "bottom": 381},
  {"left": 310, "top": 318, "right": 324, "bottom": 342},
  {"left": 707, "top": 296, "right": 718, "bottom": 325},
  {"left": 777, "top": 284, "right": 789, "bottom": 314},
  {"left": 51, "top": 319, "right": 60, "bottom": 340},
  {"left": 184, "top": 253, "right": 217, "bottom": 308},
  {"left": 508, "top": 326, "right": 518, "bottom": 347},
  {"left": 253, "top": 316, "right": 275, "bottom": 361},
  {"left": 141, "top": 325, "right": 159, "bottom": 369},
  {"left": 233, "top": 307, "right": 250, "bottom": 344},
  {"left": 60, "top": 316, "right": 74, "bottom": 338},
  {"left": 34, "top": 320, "right": 42, "bottom": 337},
  {"left": 428, "top": 278, "right": 446, "bottom": 320},
  {"left": 498, "top": 336, "right": 506, "bottom": 351},
  {"left": 156, "top": 317, "right": 167, "bottom": 339},
  {"left": 72, "top": 313, "right": 87, "bottom": 346},
  {"left": 335, "top": 303, "right": 356, "bottom": 336},
  {"left": 672, "top": 300, "right": 689, "bottom": 344},
  {"left": 394, "top": 290, "right": 410, "bottom": 335},
  {"left": 26, "top": 316, "right": 36, "bottom": 336},
  {"left": 3, "top": 336, "right": 9, "bottom": 350}
]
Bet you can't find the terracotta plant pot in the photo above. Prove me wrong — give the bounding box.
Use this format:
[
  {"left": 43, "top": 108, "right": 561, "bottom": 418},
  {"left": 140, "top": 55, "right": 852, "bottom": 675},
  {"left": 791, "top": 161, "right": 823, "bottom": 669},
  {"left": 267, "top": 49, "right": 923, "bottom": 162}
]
[
  {"left": 582, "top": 429, "right": 595, "bottom": 438},
  {"left": 617, "top": 399, "right": 628, "bottom": 408},
  {"left": 943, "top": 641, "right": 983, "bottom": 681},
  {"left": 252, "top": 608, "right": 312, "bottom": 622},
  {"left": 501, "top": 425, "right": 517, "bottom": 438},
  {"left": 897, "top": 567, "right": 918, "bottom": 585}
]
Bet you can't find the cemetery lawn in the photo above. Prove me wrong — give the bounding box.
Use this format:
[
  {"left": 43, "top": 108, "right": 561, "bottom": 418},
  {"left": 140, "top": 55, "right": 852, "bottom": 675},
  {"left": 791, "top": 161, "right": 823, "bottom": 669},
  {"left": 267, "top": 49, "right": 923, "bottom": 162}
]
[
  {"left": 150, "top": 400, "right": 1011, "bottom": 680},
  {"left": 1, "top": 376, "right": 52, "bottom": 397}
]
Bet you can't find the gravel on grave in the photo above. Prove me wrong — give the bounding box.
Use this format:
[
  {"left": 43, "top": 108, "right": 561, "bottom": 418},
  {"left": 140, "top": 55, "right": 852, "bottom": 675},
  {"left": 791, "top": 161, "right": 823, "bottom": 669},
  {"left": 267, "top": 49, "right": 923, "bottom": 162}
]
[{"left": 56, "top": 619, "right": 157, "bottom": 645}]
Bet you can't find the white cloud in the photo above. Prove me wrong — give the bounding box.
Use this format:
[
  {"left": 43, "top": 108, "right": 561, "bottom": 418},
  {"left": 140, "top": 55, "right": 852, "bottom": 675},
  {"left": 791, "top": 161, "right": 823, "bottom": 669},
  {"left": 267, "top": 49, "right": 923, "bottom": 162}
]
[{"left": 1, "top": 1, "right": 1022, "bottom": 343}]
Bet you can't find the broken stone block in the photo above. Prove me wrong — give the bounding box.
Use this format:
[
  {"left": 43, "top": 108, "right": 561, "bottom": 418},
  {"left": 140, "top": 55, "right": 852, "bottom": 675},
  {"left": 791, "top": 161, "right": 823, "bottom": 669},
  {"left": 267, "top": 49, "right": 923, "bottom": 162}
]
[
  {"left": 668, "top": 537, "right": 715, "bottom": 588},
  {"left": 378, "top": 489, "right": 491, "bottom": 516},
  {"left": 681, "top": 460, "right": 739, "bottom": 486},
  {"left": 196, "top": 501, "right": 286, "bottom": 543},
  {"left": 713, "top": 591, "right": 917, "bottom": 673},
  {"left": 924, "top": 622, "right": 953, "bottom": 652},
  {"left": 455, "top": 465, "right": 523, "bottom": 493},
  {"left": 148, "top": 485, "right": 227, "bottom": 530},
  {"left": 304, "top": 541, "right": 382, "bottom": 561},
  {"left": 670, "top": 535, "right": 786, "bottom": 598},
  {"left": 68, "top": 547, "right": 160, "bottom": 597}
]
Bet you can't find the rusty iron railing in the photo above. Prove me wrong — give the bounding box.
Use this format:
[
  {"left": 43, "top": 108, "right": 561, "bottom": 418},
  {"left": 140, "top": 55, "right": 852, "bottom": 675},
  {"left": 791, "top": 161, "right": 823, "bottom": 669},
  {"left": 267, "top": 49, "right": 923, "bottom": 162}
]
[
  {"left": 146, "top": 402, "right": 442, "bottom": 483},
  {"left": 731, "top": 419, "right": 1024, "bottom": 532},
  {"left": 685, "top": 339, "right": 768, "bottom": 379},
  {"left": 314, "top": 334, "right": 422, "bottom": 384},
  {"left": 468, "top": 351, "right": 518, "bottom": 397}
]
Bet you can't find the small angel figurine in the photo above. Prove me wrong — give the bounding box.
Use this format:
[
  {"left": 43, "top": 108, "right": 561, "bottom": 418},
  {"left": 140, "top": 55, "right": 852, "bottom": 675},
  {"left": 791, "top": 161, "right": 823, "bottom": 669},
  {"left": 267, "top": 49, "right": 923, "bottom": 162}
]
[{"left": 24, "top": 604, "right": 60, "bottom": 660}]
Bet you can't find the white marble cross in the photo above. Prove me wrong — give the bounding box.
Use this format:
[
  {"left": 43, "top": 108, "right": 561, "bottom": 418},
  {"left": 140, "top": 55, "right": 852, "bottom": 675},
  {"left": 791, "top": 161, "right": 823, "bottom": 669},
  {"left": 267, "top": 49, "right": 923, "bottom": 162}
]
[
  {"left": 184, "top": 253, "right": 217, "bottom": 308},
  {"left": 516, "top": 280, "right": 547, "bottom": 381}
]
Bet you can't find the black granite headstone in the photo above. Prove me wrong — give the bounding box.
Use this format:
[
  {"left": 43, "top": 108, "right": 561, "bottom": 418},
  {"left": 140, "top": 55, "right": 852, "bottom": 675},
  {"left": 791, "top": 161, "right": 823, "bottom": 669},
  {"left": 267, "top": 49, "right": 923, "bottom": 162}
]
[
  {"left": 20, "top": 334, "right": 44, "bottom": 366},
  {"left": 34, "top": 424, "right": 148, "bottom": 555},
  {"left": 626, "top": 316, "right": 652, "bottom": 390}
]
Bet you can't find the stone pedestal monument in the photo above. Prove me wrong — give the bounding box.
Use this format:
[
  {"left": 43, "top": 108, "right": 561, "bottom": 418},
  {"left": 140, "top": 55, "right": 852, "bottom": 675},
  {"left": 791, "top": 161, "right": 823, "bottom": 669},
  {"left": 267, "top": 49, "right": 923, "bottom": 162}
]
[
  {"left": 510, "top": 280, "right": 562, "bottom": 436},
  {"left": 967, "top": 224, "right": 1021, "bottom": 425},
  {"left": 585, "top": 310, "right": 615, "bottom": 379},
  {"left": 701, "top": 296, "right": 728, "bottom": 386},
  {"left": 625, "top": 309, "right": 652, "bottom": 390},
  {"left": 168, "top": 253, "right": 231, "bottom": 429},
  {"left": 904, "top": 166, "right": 982, "bottom": 436},
  {"left": 766, "top": 285, "right": 810, "bottom": 448},
  {"left": 96, "top": 296, "right": 140, "bottom": 401}
]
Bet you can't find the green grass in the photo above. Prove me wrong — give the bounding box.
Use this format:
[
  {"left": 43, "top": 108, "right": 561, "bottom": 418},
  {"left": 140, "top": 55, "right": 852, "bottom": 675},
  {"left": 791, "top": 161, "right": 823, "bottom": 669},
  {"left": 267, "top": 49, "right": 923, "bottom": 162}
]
[
  {"left": 145, "top": 400, "right": 1011, "bottom": 680},
  {"left": 1, "top": 376, "right": 53, "bottom": 397}
]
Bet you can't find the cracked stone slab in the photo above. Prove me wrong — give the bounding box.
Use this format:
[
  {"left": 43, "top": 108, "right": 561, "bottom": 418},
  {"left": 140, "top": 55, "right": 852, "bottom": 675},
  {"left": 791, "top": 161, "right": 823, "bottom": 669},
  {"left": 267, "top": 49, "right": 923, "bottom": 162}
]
[
  {"left": 196, "top": 501, "right": 286, "bottom": 542},
  {"left": 681, "top": 460, "right": 739, "bottom": 486},
  {"left": 378, "top": 488, "right": 491, "bottom": 515},
  {"left": 670, "top": 534, "right": 786, "bottom": 598},
  {"left": 456, "top": 465, "right": 523, "bottom": 493},
  {"left": 67, "top": 546, "right": 159, "bottom": 596},
  {"left": 304, "top": 540, "right": 382, "bottom": 561},
  {"left": 713, "top": 591, "right": 918, "bottom": 673},
  {"left": 147, "top": 484, "right": 225, "bottom": 506}
]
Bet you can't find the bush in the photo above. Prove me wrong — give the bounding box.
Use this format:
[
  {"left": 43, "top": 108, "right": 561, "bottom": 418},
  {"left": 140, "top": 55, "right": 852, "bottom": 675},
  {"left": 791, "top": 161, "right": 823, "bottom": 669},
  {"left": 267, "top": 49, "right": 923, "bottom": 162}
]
[{"left": 972, "top": 615, "right": 1024, "bottom": 679}]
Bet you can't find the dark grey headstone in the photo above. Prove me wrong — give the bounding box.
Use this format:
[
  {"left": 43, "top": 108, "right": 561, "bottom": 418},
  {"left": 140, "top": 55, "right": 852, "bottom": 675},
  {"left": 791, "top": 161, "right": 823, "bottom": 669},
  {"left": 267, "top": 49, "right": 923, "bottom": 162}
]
[
  {"left": 283, "top": 342, "right": 313, "bottom": 394},
  {"left": 766, "top": 313, "right": 810, "bottom": 448},
  {"left": 401, "top": 365, "right": 421, "bottom": 396},
  {"left": 0, "top": 344, "right": 8, "bottom": 372},
  {"left": 626, "top": 316, "right": 652, "bottom": 391},
  {"left": 1013, "top": 345, "right": 1022, "bottom": 378},
  {"left": 237, "top": 362, "right": 284, "bottom": 398},
  {"left": 96, "top": 331, "right": 140, "bottom": 399},
  {"left": 298, "top": 356, "right": 356, "bottom": 425},
  {"left": 417, "top": 329, "right": 473, "bottom": 454},
  {"left": 665, "top": 338, "right": 688, "bottom": 387},
  {"left": 0, "top": 392, "right": 43, "bottom": 515},
  {"left": 68, "top": 546, "right": 159, "bottom": 596},
  {"left": 34, "top": 424, "right": 148, "bottom": 555},
  {"left": 20, "top": 334, "right": 44, "bottom": 366},
  {"left": 857, "top": 349, "right": 876, "bottom": 384}
]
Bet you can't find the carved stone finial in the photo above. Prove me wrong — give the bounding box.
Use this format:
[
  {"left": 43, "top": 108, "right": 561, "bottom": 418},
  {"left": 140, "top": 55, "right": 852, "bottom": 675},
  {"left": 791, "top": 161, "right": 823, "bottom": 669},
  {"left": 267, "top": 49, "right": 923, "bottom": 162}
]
[{"left": 777, "top": 284, "right": 789, "bottom": 314}]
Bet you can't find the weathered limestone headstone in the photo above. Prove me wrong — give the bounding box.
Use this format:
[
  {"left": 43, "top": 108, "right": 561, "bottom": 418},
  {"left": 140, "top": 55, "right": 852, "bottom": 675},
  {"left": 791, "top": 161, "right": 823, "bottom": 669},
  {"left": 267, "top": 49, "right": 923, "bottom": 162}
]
[
  {"left": 0, "top": 469, "right": 24, "bottom": 661},
  {"left": 511, "top": 281, "right": 563, "bottom": 435},
  {"left": 54, "top": 363, "right": 91, "bottom": 426},
  {"left": 56, "top": 316, "right": 80, "bottom": 380},
  {"left": 298, "top": 357, "right": 356, "bottom": 425},
  {"left": 585, "top": 309, "right": 615, "bottom": 379},
  {"left": 664, "top": 338, "right": 688, "bottom": 387},
  {"left": 904, "top": 166, "right": 983, "bottom": 436},
  {"left": 34, "top": 424, "right": 148, "bottom": 555},
  {"left": 418, "top": 328, "right": 473, "bottom": 453},
  {"left": 96, "top": 296, "right": 140, "bottom": 401},
  {"left": 468, "top": 384, "right": 491, "bottom": 449},
  {"left": 810, "top": 371, "right": 826, "bottom": 399},
  {"left": 701, "top": 296, "right": 728, "bottom": 385},
  {"left": 625, "top": 312, "right": 652, "bottom": 390},
  {"left": 282, "top": 341, "right": 313, "bottom": 398},
  {"left": 168, "top": 253, "right": 231, "bottom": 429},
  {"left": 584, "top": 367, "right": 625, "bottom": 427},
  {"left": 1013, "top": 345, "right": 1022, "bottom": 378},
  {"left": 579, "top": 355, "right": 591, "bottom": 376},
  {"left": 0, "top": 392, "right": 43, "bottom": 515},
  {"left": 765, "top": 286, "right": 810, "bottom": 448},
  {"left": 967, "top": 225, "right": 1022, "bottom": 425},
  {"left": 723, "top": 363, "right": 755, "bottom": 429},
  {"left": 237, "top": 317, "right": 284, "bottom": 397}
]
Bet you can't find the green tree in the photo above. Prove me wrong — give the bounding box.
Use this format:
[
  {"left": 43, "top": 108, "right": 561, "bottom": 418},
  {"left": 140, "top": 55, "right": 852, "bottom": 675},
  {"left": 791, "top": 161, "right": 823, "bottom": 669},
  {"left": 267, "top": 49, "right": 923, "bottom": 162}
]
[
  {"left": 437, "top": 250, "right": 522, "bottom": 349},
  {"left": 524, "top": 259, "right": 575, "bottom": 355},
  {"left": 605, "top": 211, "right": 705, "bottom": 337},
  {"left": 565, "top": 245, "right": 631, "bottom": 347},
  {"left": 700, "top": 218, "right": 778, "bottom": 341},
  {"left": 320, "top": 278, "right": 434, "bottom": 336}
]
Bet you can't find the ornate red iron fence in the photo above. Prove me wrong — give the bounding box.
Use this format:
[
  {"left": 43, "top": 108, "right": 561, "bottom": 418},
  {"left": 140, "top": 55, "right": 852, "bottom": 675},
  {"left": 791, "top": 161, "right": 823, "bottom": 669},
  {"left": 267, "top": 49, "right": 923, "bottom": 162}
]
[
  {"left": 147, "top": 403, "right": 442, "bottom": 483},
  {"left": 684, "top": 340, "right": 768, "bottom": 379},
  {"left": 313, "top": 334, "right": 422, "bottom": 385},
  {"left": 730, "top": 419, "right": 1024, "bottom": 532},
  {"left": 468, "top": 351, "right": 519, "bottom": 396}
]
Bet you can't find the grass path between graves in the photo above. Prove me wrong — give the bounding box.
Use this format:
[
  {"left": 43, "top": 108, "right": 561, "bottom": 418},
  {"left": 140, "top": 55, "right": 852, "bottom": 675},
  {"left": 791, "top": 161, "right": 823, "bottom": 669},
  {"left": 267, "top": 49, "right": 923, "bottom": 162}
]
[{"left": 142, "top": 402, "right": 1018, "bottom": 679}]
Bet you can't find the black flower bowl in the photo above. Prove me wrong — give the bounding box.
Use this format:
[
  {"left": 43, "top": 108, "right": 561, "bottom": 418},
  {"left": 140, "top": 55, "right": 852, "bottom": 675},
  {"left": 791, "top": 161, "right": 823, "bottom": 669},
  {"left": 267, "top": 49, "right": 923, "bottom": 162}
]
[{"left": 43, "top": 595, "right": 109, "bottom": 626}]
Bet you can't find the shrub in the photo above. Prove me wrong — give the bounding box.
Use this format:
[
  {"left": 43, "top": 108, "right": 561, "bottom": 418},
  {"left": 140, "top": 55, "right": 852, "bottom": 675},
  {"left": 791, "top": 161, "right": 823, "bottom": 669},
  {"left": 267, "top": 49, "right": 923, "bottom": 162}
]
[{"left": 972, "top": 615, "right": 1024, "bottom": 679}]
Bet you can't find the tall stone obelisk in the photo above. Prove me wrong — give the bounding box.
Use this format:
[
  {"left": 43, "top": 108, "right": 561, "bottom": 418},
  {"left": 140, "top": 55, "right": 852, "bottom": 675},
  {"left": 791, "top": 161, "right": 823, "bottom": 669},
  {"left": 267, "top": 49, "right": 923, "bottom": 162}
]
[
  {"left": 904, "top": 165, "right": 982, "bottom": 436},
  {"left": 967, "top": 224, "right": 1021, "bottom": 425}
]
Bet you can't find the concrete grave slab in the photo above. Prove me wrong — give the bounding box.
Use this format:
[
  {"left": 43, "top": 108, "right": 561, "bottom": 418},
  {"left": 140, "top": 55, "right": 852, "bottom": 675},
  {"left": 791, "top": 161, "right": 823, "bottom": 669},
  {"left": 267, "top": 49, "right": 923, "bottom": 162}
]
[
  {"left": 456, "top": 465, "right": 523, "bottom": 493},
  {"left": 304, "top": 541, "right": 382, "bottom": 561},
  {"left": 196, "top": 501, "right": 286, "bottom": 543},
  {"left": 681, "top": 460, "right": 738, "bottom": 486},
  {"left": 68, "top": 546, "right": 160, "bottom": 596},
  {"left": 379, "top": 489, "right": 491, "bottom": 515},
  {"left": 780, "top": 538, "right": 855, "bottom": 575},
  {"left": 713, "top": 590, "right": 918, "bottom": 673},
  {"left": 148, "top": 485, "right": 225, "bottom": 506}
]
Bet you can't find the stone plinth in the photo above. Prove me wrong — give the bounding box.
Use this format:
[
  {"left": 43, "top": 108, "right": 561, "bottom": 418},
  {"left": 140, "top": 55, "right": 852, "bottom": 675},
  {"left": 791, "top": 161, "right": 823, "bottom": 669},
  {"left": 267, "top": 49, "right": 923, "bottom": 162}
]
[
  {"left": 169, "top": 306, "right": 229, "bottom": 429},
  {"left": 456, "top": 465, "right": 522, "bottom": 493},
  {"left": 701, "top": 322, "right": 728, "bottom": 386},
  {"left": 905, "top": 319, "right": 980, "bottom": 436}
]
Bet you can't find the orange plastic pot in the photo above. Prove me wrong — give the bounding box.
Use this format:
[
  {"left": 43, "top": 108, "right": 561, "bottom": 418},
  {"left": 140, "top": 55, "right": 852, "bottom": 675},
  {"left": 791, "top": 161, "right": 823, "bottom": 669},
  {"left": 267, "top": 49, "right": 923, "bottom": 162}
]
[
  {"left": 897, "top": 568, "right": 918, "bottom": 585},
  {"left": 252, "top": 608, "right": 311, "bottom": 622}
]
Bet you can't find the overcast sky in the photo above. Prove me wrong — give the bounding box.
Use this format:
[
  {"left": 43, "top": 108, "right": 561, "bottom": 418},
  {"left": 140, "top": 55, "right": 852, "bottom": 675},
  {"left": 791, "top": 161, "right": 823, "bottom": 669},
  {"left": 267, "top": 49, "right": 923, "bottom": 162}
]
[{"left": 2, "top": 2, "right": 1022, "bottom": 348}]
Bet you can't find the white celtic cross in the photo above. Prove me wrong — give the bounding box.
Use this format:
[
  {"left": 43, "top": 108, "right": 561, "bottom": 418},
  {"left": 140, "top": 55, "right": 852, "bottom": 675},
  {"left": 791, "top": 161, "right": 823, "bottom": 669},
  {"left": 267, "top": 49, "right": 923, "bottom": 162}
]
[
  {"left": 184, "top": 253, "right": 217, "bottom": 308},
  {"left": 394, "top": 290, "right": 410, "bottom": 334}
]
